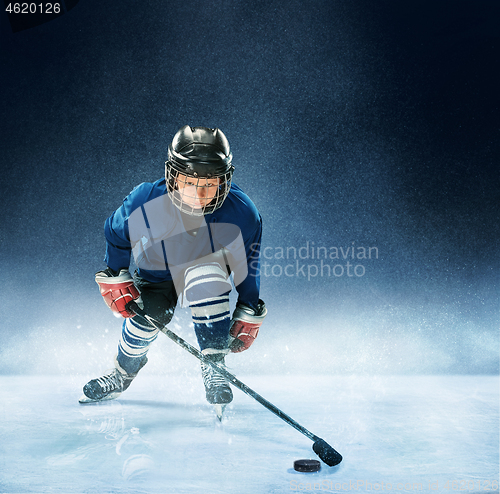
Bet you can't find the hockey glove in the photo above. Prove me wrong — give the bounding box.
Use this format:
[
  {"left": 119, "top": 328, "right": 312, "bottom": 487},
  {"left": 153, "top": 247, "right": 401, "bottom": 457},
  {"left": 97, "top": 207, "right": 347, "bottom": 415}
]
[
  {"left": 229, "top": 299, "right": 267, "bottom": 353},
  {"left": 95, "top": 267, "right": 142, "bottom": 318}
]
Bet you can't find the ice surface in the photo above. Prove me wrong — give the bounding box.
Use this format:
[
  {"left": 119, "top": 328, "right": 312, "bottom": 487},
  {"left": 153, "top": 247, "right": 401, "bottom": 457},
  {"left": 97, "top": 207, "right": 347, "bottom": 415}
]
[{"left": 0, "top": 374, "right": 498, "bottom": 494}]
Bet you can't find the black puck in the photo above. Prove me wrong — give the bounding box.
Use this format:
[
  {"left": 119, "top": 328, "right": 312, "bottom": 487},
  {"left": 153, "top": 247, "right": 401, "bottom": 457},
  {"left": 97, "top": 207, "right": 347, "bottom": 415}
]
[{"left": 293, "top": 459, "right": 321, "bottom": 472}]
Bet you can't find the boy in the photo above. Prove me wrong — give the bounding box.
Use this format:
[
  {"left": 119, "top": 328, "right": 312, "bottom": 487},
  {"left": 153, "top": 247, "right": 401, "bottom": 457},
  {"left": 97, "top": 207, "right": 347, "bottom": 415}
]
[{"left": 80, "top": 125, "right": 266, "bottom": 417}]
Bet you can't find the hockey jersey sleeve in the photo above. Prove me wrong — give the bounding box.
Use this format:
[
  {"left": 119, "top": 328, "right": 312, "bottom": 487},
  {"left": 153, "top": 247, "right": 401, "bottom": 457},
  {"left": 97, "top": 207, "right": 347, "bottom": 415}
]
[
  {"left": 104, "top": 206, "right": 132, "bottom": 272},
  {"left": 234, "top": 215, "right": 262, "bottom": 311},
  {"left": 103, "top": 182, "right": 158, "bottom": 272}
]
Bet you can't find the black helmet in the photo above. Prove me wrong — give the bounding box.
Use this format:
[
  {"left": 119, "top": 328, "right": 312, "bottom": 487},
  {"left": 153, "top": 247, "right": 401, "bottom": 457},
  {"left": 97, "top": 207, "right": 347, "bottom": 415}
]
[{"left": 165, "top": 126, "right": 234, "bottom": 215}]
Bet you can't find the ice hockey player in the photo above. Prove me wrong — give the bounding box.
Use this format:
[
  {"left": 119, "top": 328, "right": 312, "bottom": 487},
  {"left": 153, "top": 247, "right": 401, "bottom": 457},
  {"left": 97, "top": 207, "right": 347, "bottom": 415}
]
[{"left": 80, "top": 125, "right": 267, "bottom": 418}]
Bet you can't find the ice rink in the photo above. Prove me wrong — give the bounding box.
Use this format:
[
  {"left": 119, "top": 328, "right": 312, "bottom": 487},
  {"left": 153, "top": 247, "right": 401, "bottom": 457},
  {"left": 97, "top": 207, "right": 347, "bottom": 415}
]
[{"left": 0, "top": 373, "right": 498, "bottom": 494}]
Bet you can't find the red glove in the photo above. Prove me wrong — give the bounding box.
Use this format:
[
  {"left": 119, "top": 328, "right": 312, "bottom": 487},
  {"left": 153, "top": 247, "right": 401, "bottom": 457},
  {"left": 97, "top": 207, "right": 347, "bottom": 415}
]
[
  {"left": 229, "top": 299, "right": 267, "bottom": 353},
  {"left": 95, "top": 268, "right": 142, "bottom": 318}
]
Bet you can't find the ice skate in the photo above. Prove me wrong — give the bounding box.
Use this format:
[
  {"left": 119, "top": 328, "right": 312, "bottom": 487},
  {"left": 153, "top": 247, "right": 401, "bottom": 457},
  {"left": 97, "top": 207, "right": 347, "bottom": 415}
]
[
  {"left": 79, "top": 359, "right": 146, "bottom": 404},
  {"left": 200, "top": 350, "right": 232, "bottom": 420}
]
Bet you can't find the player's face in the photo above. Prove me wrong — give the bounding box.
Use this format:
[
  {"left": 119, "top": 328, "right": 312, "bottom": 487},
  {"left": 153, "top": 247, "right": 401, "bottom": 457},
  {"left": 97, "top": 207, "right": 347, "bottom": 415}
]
[{"left": 175, "top": 173, "right": 220, "bottom": 209}]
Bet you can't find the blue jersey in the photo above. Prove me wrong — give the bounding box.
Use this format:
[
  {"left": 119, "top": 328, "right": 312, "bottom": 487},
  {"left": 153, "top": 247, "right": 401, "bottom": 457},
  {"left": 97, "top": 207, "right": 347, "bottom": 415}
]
[{"left": 103, "top": 179, "right": 262, "bottom": 309}]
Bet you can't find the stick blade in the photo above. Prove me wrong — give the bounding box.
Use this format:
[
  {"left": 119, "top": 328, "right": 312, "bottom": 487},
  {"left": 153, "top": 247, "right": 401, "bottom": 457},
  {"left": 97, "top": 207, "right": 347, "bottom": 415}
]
[{"left": 312, "top": 438, "right": 342, "bottom": 466}]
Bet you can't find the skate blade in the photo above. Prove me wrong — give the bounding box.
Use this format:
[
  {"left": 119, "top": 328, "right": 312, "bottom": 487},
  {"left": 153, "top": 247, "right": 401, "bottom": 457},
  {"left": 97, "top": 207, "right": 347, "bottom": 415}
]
[
  {"left": 213, "top": 404, "right": 226, "bottom": 421},
  {"left": 78, "top": 392, "right": 121, "bottom": 404}
]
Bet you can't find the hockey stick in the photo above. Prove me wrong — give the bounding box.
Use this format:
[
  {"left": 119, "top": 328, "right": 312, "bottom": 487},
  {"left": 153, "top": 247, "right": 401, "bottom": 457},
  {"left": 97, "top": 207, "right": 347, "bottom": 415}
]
[{"left": 126, "top": 301, "right": 342, "bottom": 467}]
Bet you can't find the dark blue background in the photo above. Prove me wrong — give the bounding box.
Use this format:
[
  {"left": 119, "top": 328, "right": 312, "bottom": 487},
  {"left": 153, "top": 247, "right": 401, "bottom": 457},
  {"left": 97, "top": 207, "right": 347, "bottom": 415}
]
[{"left": 1, "top": 0, "right": 498, "bottom": 374}]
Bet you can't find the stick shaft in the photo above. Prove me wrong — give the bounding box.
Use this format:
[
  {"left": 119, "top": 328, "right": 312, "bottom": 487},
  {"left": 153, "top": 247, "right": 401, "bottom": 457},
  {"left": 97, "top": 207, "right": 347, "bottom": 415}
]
[{"left": 130, "top": 303, "right": 318, "bottom": 442}]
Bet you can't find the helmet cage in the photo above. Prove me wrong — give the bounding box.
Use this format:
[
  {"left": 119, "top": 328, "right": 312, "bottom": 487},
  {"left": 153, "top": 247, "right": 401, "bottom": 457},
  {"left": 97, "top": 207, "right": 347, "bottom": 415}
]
[{"left": 165, "top": 163, "right": 233, "bottom": 216}]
